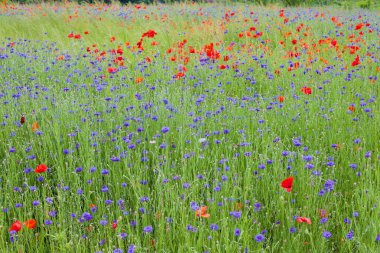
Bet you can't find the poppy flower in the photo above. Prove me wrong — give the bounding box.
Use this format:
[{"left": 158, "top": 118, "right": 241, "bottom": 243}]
[
  {"left": 9, "top": 221, "right": 22, "bottom": 232},
  {"left": 24, "top": 219, "right": 36, "bottom": 229},
  {"left": 136, "top": 39, "right": 144, "bottom": 50},
  {"left": 175, "top": 72, "right": 185, "bottom": 79},
  {"left": 281, "top": 176, "right": 293, "bottom": 192},
  {"left": 348, "top": 105, "right": 355, "bottom": 112},
  {"left": 32, "top": 121, "right": 39, "bottom": 132},
  {"left": 277, "top": 96, "right": 284, "bottom": 103},
  {"left": 351, "top": 55, "right": 360, "bottom": 67},
  {"left": 195, "top": 206, "right": 210, "bottom": 218},
  {"left": 20, "top": 114, "right": 25, "bottom": 124},
  {"left": 142, "top": 30, "right": 157, "bottom": 38},
  {"left": 296, "top": 217, "right": 312, "bottom": 224},
  {"left": 301, "top": 86, "right": 312, "bottom": 95},
  {"left": 35, "top": 164, "right": 47, "bottom": 173},
  {"left": 135, "top": 77, "right": 143, "bottom": 83},
  {"left": 107, "top": 67, "right": 117, "bottom": 74},
  {"left": 354, "top": 23, "right": 363, "bottom": 30}
]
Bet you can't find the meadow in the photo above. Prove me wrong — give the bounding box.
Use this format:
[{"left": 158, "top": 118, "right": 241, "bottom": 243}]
[{"left": 0, "top": 2, "right": 379, "bottom": 252}]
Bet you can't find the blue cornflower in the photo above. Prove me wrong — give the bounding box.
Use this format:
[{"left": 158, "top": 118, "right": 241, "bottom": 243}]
[
  {"left": 143, "top": 225, "right": 153, "bottom": 233},
  {"left": 324, "top": 180, "right": 335, "bottom": 191},
  {"left": 230, "top": 211, "right": 242, "bottom": 219},
  {"left": 44, "top": 220, "right": 53, "bottom": 226},
  {"left": 127, "top": 244, "right": 136, "bottom": 253},
  {"left": 161, "top": 126, "right": 170, "bottom": 134},
  {"left": 210, "top": 224, "right": 219, "bottom": 231},
  {"left": 346, "top": 230, "right": 354, "bottom": 240},
  {"left": 254, "top": 234, "right": 265, "bottom": 242},
  {"left": 322, "top": 230, "right": 332, "bottom": 239},
  {"left": 81, "top": 212, "right": 93, "bottom": 221}
]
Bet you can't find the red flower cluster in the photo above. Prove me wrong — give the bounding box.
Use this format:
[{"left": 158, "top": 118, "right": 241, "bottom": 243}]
[
  {"left": 68, "top": 33, "right": 81, "bottom": 39},
  {"left": 142, "top": 30, "right": 157, "bottom": 38},
  {"left": 9, "top": 219, "right": 36, "bottom": 232}
]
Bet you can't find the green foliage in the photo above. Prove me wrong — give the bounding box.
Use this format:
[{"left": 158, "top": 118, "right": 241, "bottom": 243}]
[
  {"left": 0, "top": 2, "right": 379, "bottom": 252},
  {"left": 3, "top": 0, "right": 380, "bottom": 8}
]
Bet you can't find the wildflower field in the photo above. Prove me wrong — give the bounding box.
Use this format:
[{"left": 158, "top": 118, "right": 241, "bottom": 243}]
[{"left": 0, "top": 2, "right": 379, "bottom": 252}]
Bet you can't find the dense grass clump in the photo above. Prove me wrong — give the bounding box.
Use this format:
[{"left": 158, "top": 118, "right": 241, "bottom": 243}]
[{"left": 0, "top": 2, "right": 379, "bottom": 252}]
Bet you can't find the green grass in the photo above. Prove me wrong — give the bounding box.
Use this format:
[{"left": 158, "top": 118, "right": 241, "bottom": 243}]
[{"left": 0, "top": 2, "right": 379, "bottom": 253}]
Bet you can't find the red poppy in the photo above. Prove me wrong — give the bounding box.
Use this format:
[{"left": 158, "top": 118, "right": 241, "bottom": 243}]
[
  {"left": 348, "top": 105, "right": 355, "bottom": 112},
  {"left": 281, "top": 176, "right": 293, "bottom": 192},
  {"left": 175, "top": 72, "right": 185, "bottom": 79},
  {"left": 32, "top": 121, "right": 39, "bottom": 132},
  {"left": 195, "top": 206, "right": 210, "bottom": 218},
  {"left": 351, "top": 55, "right": 360, "bottom": 67},
  {"left": 135, "top": 77, "right": 143, "bottom": 83},
  {"left": 296, "top": 217, "right": 311, "bottom": 224},
  {"left": 203, "top": 43, "right": 220, "bottom": 60},
  {"left": 24, "top": 219, "right": 37, "bottom": 229},
  {"left": 107, "top": 67, "right": 117, "bottom": 74},
  {"left": 277, "top": 96, "right": 284, "bottom": 103},
  {"left": 354, "top": 23, "right": 363, "bottom": 30},
  {"left": 137, "top": 39, "right": 144, "bottom": 50},
  {"left": 142, "top": 30, "right": 157, "bottom": 38},
  {"left": 9, "top": 221, "right": 22, "bottom": 232},
  {"left": 35, "top": 164, "right": 47, "bottom": 173},
  {"left": 301, "top": 86, "right": 312, "bottom": 95},
  {"left": 20, "top": 114, "right": 25, "bottom": 125}
]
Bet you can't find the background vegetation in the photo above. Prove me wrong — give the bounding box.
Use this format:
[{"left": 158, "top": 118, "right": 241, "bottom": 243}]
[{"left": 0, "top": 1, "right": 379, "bottom": 253}]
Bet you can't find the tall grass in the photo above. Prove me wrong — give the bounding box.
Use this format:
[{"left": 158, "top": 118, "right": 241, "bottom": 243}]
[{"left": 0, "top": 2, "right": 379, "bottom": 252}]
